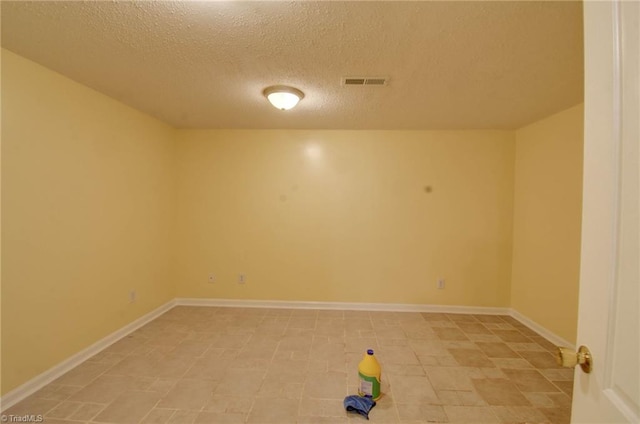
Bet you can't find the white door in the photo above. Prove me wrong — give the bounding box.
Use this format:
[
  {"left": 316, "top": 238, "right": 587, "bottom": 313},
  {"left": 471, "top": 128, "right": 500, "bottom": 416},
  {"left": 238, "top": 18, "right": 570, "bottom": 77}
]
[{"left": 572, "top": 1, "right": 639, "bottom": 423}]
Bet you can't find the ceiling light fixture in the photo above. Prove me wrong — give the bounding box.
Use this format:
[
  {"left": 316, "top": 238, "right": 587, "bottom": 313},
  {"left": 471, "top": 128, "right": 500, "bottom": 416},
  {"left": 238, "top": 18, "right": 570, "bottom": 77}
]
[{"left": 263, "top": 85, "right": 304, "bottom": 110}]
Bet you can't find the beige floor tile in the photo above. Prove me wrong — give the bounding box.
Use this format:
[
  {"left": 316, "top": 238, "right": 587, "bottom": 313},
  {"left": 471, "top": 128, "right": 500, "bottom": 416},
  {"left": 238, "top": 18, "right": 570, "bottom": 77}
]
[
  {"left": 68, "top": 402, "right": 106, "bottom": 421},
  {"left": 196, "top": 410, "right": 248, "bottom": 423},
  {"left": 303, "top": 371, "right": 348, "bottom": 399},
  {"left": 93, "top": 390, "right": 160, "bottom": 424},
  {"left": 87, "top": 351, "right": 129, "bottom": 365},
  {"left": 145, "top": 332, "right": 189, "bottom": 348},
  {"left": 375, "top": 327, "right": 408, "bottom": 339},
  {"left": 158, "top": 379, "right": 218, "bottom": 410},
  {"left": 396, "top": 403, "right": 448, "bottom": 423},
  {"left": 474, "top": 315, "right": 507, "bottom": 324},
  {"left": 480, "top": 367, "right": 507, "bottom": 379},
  {"left": 425, "top": 367, "right": 475, "bottom": 391},
  {"left": 501, "top": 369, "right": 560, "bottom": 393},
  {"left": 421, "top": 313, "right": 451, "bottom": 322},
  {"left": 447, "top": 348, "right": 495, "bottom": 368},
  {"left": 278, "top": 335, "right": 314, "bottom": 351},
  {"left": 140, "top": 408, "right": 177, "bottom": 424},
  {"left": 5, "top": 308, "right": 572, "bottom": 424},
  {"left": 475, "top": 342, "right": 520, "bottom": 359},
  {"left": 318, "top": 309, "right": 345, "bottom": 318},
  {"left": 31, "top": 384, "right": 82, "bottom": 401},
  {"left": 366, "top": 398, "right": 400, "bottom": 423},
  {"left": 379, "top": 339, "right": 410, "bottom": 349},
  {"left": 538, "top": 407, "right": 571, "bottom": 424},
  {"left": 506, "top": 342, "right": 547, "bottom": 352},
  {"left": 288, "top": 317, "right": 318, "bottom": 330},
  {"left": 299, "top": 398, "right": 346, "bottom": 417},
  {"left": 384, "top": 364, "right": 425, "bottom": 376},
  {"left": 518, "top": 350, "right": 561, "bottom": 369},
  {"left": 471, "top": 378, "right": 531, "bottom": 406},
  {"left": 229, "top": 357, "right": 271, "bottom": 370},
  {"left": 203, "top": 395, "right": 254, "bottom": 413},
  {"left": 378, "top": 346, "right": 420, "bottom": 365},
  {"left": 446, "top": 314, "right": 478, "bottom": 323},
  {"left": 196, "top": 410, "right": 246, "bottom": 423},
  {"left": 258, "top": 380, "right": 304, "bottom": 399},
  {"left": 467, "top": 334, "right": 503, "bottom": 343},
  {"left": 490, "top": 358, "right": 534, "bottom": 369},
  {"left": 167, "top": 410, "right": 198, "bottom": 424},
  {"left": 246, "top": 397, "right": 300, "bottom": 423},
  {"left": 45, "top": 401, "right": 83, "bottom": 419},
  {"left": 491, "top": 406, "right": 549, "bottom": 423},
  {"left": 409, "top": 340, "right": 450, "bottom": 356},
  {"left": 169, "top": 340, "right": 211, "bottom": 357},
  {"left": 70, "top": 374, "right": 153, "bottom": 403},
  {"left": 388, "top": 374, "right": 440, "bottom": 404},
  {"left": 457, "top": 322, "right": 493, "bottom": 335},
  {"left": 491, "top": 330, "right": 531, "bottom": 343},
  {"left": 265, "top": 359, "right": 308, "bottom": 383},
  {"left": 210, "top": 334, "right": 251, "bottom": 349},
  {"left": 529, "top": 336, "right": 558, "bottom": 353},
  {"left": 444, "top": 405, "right": 500, "bottom": 423},
  {"left": 437, "top": 390, "right": 486, "bottom": 407},
  {"left": 215, "top": 368, "right": 266, "bottom": 396},
  {"left": 442, "top": 341, "right": 478, "bottom": 350},
  {"left": 105, "top": 355, "right": 157, "bottom": 377},
  {"left": 404, "top": 329, "right": 439, "bottom": 341},
  {"left": 147, "top": 378, "right": 178, "bottom": 395},
  {"left": 103, "top": 335, "right": 148, "bottom": 354},
  {"left": 552, "top": 380, "right": 574, "bottom": 396},
  {"left": 512, "top": 325, "right": 542, "bottom": 338},
  {"left": 52, "top": 361, "right": 111, "bottom": 386},
  {"left": 309, "top": 342, "right": 346, "bottom": 361},
  {"left": 418, "top": 354, "right": 458, "bottom": 368},
  {"left": 183, "top": 357, "right": 230, "bottom": 380},
  {"left": 153, "top": 355, "right": 196, "bottom": 379},
  {"left": 522, "top": 392, "right": 555, "bottom": 408},
  {"left": 546, "top": 392, "right": 572, "bottom": 408},
  {"left": 539, "top": 368, "right": 575, "bottom": 381},
  {"left": 433, "top": 327, "right": 470, "bottom": 341},
  {"left": 428, "top": 320, "right": 458, "bottom": 328},
  {"left": 302, "top": 417, "right": 349, "bottom": 424}
]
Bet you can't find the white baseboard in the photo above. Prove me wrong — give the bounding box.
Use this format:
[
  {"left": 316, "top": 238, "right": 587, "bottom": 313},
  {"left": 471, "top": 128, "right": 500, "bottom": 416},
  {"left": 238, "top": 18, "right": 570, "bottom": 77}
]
[
  {"left": 175, "top": 297, "right": 510, "bottom": 315},
  {"left": 0, "top": 299, "right": 176, "bottom": 412},
  {"left": 509, "top": 308, "right": 575, "bottom": 350}
]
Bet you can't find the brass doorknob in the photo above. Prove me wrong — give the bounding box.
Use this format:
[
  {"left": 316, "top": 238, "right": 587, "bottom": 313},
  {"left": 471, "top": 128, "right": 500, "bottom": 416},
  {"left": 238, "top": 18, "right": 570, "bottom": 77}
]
[{"left": 556, "top": 345, "right": 593, "bottom": 373}]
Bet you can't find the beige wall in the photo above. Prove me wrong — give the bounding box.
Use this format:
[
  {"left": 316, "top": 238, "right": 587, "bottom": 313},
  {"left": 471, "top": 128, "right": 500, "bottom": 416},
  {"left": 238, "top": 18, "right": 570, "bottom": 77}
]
[
  {"left": 174, "top": 130, "right": 515, "bottom": 306},
  {"left": 1, "top": 50, "right": 176, "bottom": 394},
  {"left": 511, "top": 104, "right": 584, "bottom": 343},
  {"left": 1, "top": 49, "right": 584, "bottom": 396}
]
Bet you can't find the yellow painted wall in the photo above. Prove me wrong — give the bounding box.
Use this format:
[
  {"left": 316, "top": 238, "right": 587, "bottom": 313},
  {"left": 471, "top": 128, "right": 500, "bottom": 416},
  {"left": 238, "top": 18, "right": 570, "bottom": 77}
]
[
  {"left": 0, "top": 48, "right": 583, "bottom": 396},
  {"left": 174, "top": 130, "right": 515, "bottom": 306},
  {"left": 511, "top": 104, "right": 584, "bottom": 343},
  {"left": 1, "top": 50, "right": 176, "bottom": 394}
]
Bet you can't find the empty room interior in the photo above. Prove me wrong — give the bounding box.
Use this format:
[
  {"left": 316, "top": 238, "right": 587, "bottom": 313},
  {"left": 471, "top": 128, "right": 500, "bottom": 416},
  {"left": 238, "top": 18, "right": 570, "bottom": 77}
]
[{"left": 1, "top": 1, "right": 587, "bottom": 423}]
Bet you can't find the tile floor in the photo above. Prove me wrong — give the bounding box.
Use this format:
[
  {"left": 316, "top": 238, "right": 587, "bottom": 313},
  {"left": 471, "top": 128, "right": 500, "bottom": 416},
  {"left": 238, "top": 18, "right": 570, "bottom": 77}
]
[{"left": 3, "top": 307, "right": 574, "bottom": 423}]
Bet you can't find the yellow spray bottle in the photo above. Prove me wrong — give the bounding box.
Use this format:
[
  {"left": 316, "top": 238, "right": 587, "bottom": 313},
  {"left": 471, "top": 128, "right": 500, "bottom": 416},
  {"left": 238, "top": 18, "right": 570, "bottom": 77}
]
[{"left": 358, "top": 349, "right": 381, "bottom": 400}]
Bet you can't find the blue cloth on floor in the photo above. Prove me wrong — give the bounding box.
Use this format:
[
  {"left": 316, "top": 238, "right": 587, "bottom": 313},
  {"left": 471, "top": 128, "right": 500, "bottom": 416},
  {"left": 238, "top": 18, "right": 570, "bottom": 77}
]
[{"left": 344, "top": 395, "right": 376, "bottom": 420}]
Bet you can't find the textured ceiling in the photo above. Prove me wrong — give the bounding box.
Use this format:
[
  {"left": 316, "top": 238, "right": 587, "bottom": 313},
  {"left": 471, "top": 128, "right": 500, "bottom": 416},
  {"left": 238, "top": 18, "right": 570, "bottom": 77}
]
[{"left": 1, "top": 1, "right": 583, "bottom": 130}]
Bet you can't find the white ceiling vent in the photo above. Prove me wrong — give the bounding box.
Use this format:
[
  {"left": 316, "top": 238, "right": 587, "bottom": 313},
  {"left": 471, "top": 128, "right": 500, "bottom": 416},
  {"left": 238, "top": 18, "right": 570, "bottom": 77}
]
[{"left": 342, "top": 77, "right": 388, "bottom": 86}]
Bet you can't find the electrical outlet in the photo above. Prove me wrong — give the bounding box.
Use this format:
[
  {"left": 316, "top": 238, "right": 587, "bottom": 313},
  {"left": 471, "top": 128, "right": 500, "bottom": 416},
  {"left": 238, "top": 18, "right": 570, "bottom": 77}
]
[
  {"left": 129, "top": 289, "right": 137, "bottom": 303},
  {"left": 437, "top": 278, "right": 445, "bottom": 289},
  {"left": 208, "top": 274, "right": 215, "bottom": 283},
  {"left": 238, "top": 274, "right": 246, "bottom": 284}
]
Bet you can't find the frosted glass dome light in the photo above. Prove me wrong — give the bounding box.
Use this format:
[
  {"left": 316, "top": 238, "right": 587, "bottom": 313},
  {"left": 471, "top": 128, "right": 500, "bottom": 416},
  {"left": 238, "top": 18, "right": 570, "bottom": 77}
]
[{"left": 263, "top": 85, "right": 304, "bottom": 110}]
